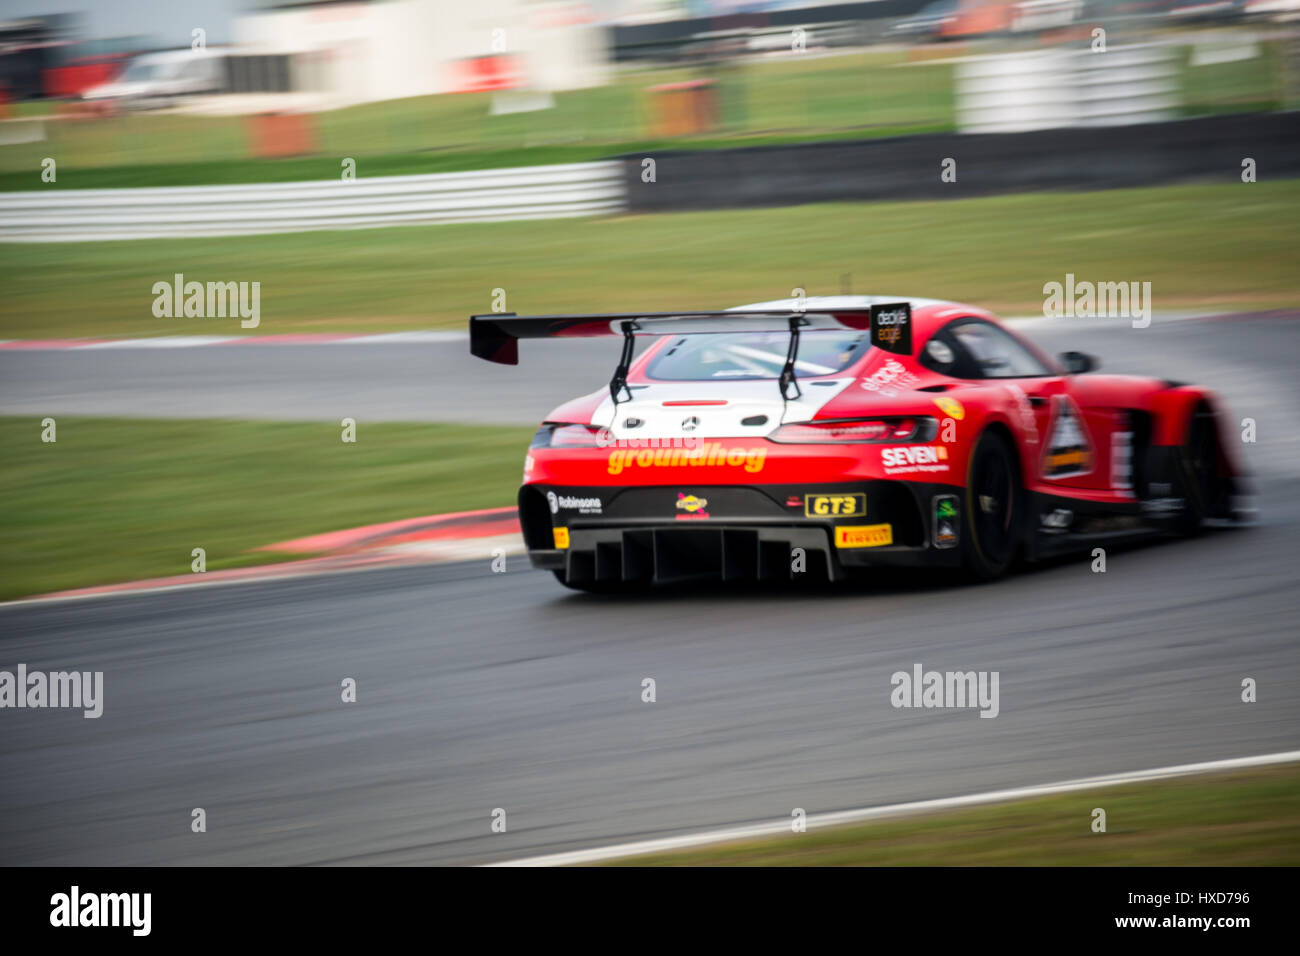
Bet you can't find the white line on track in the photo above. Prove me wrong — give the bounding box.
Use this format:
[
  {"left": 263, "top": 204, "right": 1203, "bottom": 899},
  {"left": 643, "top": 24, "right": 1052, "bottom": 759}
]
[
  {"left": 76, "top": 336, "right": 243, "bottom": 349},
  {"left": 485, "top": 749, "right": 1300, "bottom": 866},
  {"left": 325, "top": 331, "right": 469, "bottom": 345}
]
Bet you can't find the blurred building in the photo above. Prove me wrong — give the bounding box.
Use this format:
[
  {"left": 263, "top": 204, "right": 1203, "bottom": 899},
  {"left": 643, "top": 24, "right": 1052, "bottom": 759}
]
[
  {"left": 0, "top": 13, "right": 76, "bottom": 99},
  {"left": 232, "top": 0, "right": 609, "bottom": 107}
]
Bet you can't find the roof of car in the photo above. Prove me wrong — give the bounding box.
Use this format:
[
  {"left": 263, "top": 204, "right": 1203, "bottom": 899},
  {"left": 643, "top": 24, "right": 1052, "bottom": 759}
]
[
  {"left": 728, "top": 295, "right": 996, "bottom": 345},
  {"left": 131, "top": 49, "right": 223, "bottom": 65},
  {"left": 729, "top": 295, "right": 954, "bottom": 312}
]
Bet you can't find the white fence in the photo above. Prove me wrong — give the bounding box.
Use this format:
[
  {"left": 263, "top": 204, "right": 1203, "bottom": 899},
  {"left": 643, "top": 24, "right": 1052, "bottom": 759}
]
[{"left": 0, "top": 161, "right": 628, "bottom": 242}]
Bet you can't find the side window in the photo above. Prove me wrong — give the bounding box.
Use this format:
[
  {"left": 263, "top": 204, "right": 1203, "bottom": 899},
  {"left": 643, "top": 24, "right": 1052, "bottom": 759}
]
[
  {"left": 947, "top": 320, "right": 1052, "bottom": 379},
  {"left": 919, "top": 329, "right": 980, "bottom": 379}
]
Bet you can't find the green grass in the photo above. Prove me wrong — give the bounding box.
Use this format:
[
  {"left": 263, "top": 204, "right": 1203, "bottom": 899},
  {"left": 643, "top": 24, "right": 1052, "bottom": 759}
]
[
  {"left": 2, "top": 180, "right": 1296, "bottom": 340},
  {"left": 1178, "top": 32, "right": 1286, "bottom": 116},
  {"left": 0, "top": 417, "right": 534, "bottom": 600},
  {"left": 604, "top": 763, "right": 1300, "bottom": 865},
  {"left": 0, "top": 51, "right": 954, "bottom": 189}
]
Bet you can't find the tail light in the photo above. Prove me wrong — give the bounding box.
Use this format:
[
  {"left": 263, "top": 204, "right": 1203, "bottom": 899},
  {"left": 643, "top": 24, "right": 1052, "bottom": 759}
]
[
  {"left": 530, "top": 423, "right": 610, "bottom": 449},
  {"left": 769, "top": 417, "right": 933, "bottom": 444}
]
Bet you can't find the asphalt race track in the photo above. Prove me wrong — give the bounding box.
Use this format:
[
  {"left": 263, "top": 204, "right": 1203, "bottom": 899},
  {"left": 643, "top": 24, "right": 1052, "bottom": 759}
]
[
  {"left": 1, "top": 312, "right": 1298, "bottom": 865},
  {"left": 0, "top": 331, "right": 622, "bottom": 426}
]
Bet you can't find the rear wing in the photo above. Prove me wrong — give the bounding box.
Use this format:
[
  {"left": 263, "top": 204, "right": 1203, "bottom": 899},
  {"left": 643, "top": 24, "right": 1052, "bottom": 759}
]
[{"left": 468, "top": 303, "right": 912, "bottom": 403}]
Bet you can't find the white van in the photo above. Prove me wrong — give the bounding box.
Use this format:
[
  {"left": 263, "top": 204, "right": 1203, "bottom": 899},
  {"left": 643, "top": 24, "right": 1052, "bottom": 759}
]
[{"left": 81, "top": 49, "right": 224, "bottom": 110}]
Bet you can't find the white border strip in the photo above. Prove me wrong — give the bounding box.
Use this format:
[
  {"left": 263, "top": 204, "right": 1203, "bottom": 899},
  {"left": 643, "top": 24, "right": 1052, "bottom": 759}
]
[
  {"left": 76, "top": 336, "right": 243, "bottom": 349},
  {"left": 486, "top": 749, "right": 1300, "bottom": 867},
  {"left": 0, "top": 312, "right": 1244, "bottom": 351}
]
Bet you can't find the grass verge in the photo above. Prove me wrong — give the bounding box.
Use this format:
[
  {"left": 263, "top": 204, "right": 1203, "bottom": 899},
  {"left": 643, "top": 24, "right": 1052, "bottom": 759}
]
[
  {"left": 2, "top": 181, "right": 1298, "bottom": 339},
  {"left": 603, "top": 763, "right": 1300, "bottom": 865},
  {"left": 0, "top": 416, "right": 533, "bottom": 601}
]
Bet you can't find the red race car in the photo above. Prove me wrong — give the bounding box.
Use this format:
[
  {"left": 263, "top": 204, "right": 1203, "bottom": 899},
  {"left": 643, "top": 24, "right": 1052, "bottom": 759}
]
[{"left": 470, "top": 296, "right": 1245, "bottom": 591}]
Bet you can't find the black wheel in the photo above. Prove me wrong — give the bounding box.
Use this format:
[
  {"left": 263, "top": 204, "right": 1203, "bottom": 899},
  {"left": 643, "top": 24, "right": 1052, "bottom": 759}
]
[
  {"left": 1174, "top": 408, "right": 1223, "bottom": 535},
  {"left": 962, "top": 429, "right": 1022, "bottom": 580}
]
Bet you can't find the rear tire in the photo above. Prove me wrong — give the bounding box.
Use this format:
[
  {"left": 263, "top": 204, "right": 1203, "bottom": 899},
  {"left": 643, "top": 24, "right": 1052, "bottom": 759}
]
[
  {"left": 1174, "top": 408, "right": 1223, "bottom": 536},
  {"left": 962, "top": 429, "right": 1022, "bottom": 581}
]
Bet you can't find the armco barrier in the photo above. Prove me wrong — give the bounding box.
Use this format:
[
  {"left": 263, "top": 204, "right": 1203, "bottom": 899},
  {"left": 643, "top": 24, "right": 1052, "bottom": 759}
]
[
  {"left": 0, "top": 161, "right": 627, "bottom": 242},
  {"left": 621, "top": 113, "right": 1300, "bottom": 212}
]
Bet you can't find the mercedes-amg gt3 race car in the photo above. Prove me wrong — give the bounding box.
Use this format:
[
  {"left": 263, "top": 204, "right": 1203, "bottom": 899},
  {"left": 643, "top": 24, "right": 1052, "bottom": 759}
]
[{"left": 470, "top": 297, "right": 1245, "bottom": 591}]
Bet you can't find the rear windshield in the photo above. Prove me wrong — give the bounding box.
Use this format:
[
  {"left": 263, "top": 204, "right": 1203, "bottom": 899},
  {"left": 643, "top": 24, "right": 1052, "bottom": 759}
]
[{"left": 644, "top": 331, "right": 869, "bottom": 381}]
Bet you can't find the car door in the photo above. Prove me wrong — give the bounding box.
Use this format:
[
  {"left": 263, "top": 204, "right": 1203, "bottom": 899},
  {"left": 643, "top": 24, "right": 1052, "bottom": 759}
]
[{"left": 932, "top": 318, "right": 1106, "bottom": 491}]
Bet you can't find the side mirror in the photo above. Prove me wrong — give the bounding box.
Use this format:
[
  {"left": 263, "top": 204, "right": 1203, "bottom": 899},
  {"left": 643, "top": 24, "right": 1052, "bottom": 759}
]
[{"left": 1058, "top": 350, "right": 1098, "bottom": 375}]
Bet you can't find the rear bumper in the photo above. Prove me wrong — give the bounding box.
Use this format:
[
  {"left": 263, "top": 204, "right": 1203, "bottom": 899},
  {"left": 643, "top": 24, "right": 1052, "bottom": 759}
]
[{"left": 520, "top": 479, "right": 965, "bottom": 585}]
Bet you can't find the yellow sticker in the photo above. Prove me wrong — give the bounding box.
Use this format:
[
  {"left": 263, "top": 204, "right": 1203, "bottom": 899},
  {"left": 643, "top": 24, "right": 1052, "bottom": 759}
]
[
  {"left": 553, "top": 527, "right": 570, "bottom": 549},
  {"left": 834, "top": 524, "right": 893, "bottom": 548},
  {"left": 934, "top": 396, "right": 965, "bottom": 421},
  {"left": 805, "top": 493, "right": 866, "bottom": 518}
]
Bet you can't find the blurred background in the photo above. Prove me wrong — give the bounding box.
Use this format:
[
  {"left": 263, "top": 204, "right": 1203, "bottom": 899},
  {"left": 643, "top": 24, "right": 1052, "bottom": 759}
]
[
  {"left": 1, "top": 0, "right": 1297, "bottom": 335},
  {"left": 0, "top": 0, "right": 1295, "bottom": 181}
]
